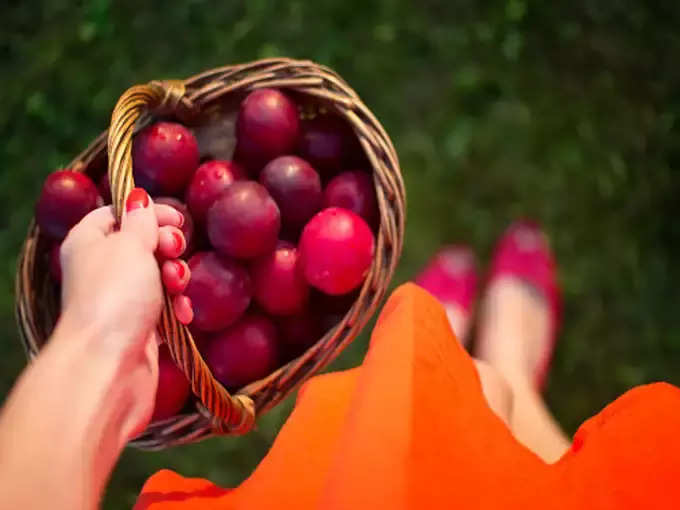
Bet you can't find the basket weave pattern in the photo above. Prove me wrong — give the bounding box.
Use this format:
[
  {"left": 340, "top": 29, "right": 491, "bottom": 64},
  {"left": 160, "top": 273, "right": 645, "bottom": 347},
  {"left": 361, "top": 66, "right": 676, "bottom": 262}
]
[{"left": 15, "top": 58, "right": 405, "bottom": 449}]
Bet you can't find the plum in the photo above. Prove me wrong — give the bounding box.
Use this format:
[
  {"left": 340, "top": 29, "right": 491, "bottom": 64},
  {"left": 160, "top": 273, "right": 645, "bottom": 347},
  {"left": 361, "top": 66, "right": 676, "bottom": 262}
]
[
  {"left": 323, "top": 170, "right": 378, "bottom": 227},
  {"left": 207, "top": 181, "right": 280, "bottom": 259},
  {"left": 259, "top": 155, "right": 322, "bottom": 229},
  {"left": 132, "top": 121, "right": 199, "bottom": 196},
  {"left": 152, "top": 345, "right": 190, "bottom": 422},
  {"left": 184, "top": 252, "right": 252, "bottom": 331},
  {"left": 297, "top": 114, "right": 351, "bottom": 174},
  {"left": 185, "top": 160, "right": 245, "bottom": 225},
  {"left": 204, "top": 313, "right": 279, "bottom": 389},
  {"left": 299, "top": 207, "right": 375, "bottom": 295},
  {"left": 235, "top": 89, "right": 299, "bottom": 170},
  {"left": 251, "top": 240, "right": 309, "bottom": 315},
  {"left": 36, "top": 170, "right": 99, "bottom": 240}
]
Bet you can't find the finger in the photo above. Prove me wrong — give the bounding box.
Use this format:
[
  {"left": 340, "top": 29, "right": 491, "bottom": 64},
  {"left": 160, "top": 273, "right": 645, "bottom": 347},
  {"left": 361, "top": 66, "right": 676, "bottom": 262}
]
[
  {"left": 121, "top": 188, "right": 158, "bottom": 252},
  {"left": 155, "top": 204, "right": 184, "bottom": 229},
  {"left": 61, "top": 206, "right": 116, "bottom": 258},
  {"left": 158, "top": 226, "right": 186, "bottom": 259},
  {"left": 173, "top": 294, "right": 193, "bottom": 325},
  {"left": 161, "top": 259, "right": 190, "bottom": 295}
]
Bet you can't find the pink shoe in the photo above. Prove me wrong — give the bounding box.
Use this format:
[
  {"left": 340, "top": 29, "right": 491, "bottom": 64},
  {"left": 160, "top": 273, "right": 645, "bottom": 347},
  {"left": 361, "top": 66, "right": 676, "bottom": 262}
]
[
  {"left": 488, "top": 221, "right": 562, "bottom": 390},
  {"left": 415, "top": 245, "right": 478, "bottom": 346}
]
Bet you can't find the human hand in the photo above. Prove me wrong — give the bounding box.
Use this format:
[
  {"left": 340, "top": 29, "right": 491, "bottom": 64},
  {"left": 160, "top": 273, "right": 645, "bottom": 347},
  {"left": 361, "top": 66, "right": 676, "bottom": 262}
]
[{"left": 56, "top": 187, "right": 192, "bottom": 437}]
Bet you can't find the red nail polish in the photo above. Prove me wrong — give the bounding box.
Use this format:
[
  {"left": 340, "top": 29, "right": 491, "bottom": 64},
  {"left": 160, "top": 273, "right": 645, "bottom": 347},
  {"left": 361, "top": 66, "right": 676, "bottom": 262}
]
[
  {"left": 173, "top": 231, "right": 185, "bottom": 253},
  {"left": 126, "top": 188, "right": 149, "bottom": 212},
  {"left": 175, "top": 260, "right": 186, "bottom": 279}
]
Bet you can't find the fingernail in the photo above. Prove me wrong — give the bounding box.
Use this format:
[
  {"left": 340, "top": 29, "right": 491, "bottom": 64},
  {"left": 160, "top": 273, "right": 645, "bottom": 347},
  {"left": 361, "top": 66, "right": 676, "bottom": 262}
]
[
  {"left": 174, "top": 260, "right": 186, "bottom": 279},
  {"left": 173, "top": 231, "right": 185, "bottom": 253},
  {"left": 177, "top": 211, "right": 185, "bottom": 228},
  {"left": 182, "top": 295, "right": 194, "bottom": 324},
  {"left": 126, "top": 188, "right": 149, "bottom": 212},
  {"left": 174, "top": 295, "right": 193, "bottom": 325},
  {"left": 182, "top": 295, "right": 192, "bottom": 310}
]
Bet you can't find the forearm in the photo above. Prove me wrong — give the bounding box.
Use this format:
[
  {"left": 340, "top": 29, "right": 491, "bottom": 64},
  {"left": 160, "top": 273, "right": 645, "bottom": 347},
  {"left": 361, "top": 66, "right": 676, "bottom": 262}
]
[{"left": 0, "top": 322, "right": 146, "bottom": 510}]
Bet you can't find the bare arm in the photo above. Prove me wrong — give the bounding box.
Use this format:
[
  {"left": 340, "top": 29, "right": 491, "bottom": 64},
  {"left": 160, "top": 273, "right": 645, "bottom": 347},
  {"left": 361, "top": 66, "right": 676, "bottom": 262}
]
[
  {"left": 0, "top": 322, "right": 151, "bottom": 509},
  {"left": 0, "top": 189, "right": 192, "bottom": 510}
]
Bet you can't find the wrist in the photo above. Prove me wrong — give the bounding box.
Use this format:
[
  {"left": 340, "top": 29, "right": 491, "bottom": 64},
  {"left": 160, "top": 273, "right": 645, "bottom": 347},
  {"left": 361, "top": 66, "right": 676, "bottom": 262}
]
[
  {"left": 52, "top": 307, "right": 135, "bottom": 361},
  {"left": 44, "top": 320, "right": 132, "bottom": 437},
  {"left": 45, "top": 314, "right": 148, "bottom": 445}
]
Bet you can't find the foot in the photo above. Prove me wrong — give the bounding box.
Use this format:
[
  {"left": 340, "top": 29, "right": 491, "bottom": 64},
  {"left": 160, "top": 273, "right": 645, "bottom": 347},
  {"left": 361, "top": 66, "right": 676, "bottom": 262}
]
[
  {"left": 414, "top": 245, "right": 478, "bottom": 346},
  {"left": 476, "top": 277, "right": 551, "bottom": 385},
  {"left": 475, "top": 222, "right": 561, "bottom": 389}
]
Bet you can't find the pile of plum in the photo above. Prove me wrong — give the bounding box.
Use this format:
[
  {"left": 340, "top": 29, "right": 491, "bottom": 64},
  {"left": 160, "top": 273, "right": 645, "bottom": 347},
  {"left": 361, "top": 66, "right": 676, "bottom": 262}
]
[{"left": 35, "top": 88, "right": 378, "bottom": 422}]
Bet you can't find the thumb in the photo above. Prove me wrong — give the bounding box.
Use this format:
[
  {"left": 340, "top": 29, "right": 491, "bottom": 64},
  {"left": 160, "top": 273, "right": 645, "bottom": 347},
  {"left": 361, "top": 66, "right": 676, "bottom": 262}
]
[{"left": 121, "top": 187, "right": 158, "bottom": 252}]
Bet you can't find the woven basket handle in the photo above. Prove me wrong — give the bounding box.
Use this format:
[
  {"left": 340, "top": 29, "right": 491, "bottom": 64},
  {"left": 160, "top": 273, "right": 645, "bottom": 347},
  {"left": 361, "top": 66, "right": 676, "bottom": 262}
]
[{"left": 107, "top": 80, "right": 255, "bottom": 435}]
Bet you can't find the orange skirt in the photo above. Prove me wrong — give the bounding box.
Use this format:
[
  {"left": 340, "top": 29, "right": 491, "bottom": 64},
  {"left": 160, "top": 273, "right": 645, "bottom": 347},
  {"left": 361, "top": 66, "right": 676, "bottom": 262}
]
[{"left": 135, "top": 284, "right": 680, "bottom": 509}]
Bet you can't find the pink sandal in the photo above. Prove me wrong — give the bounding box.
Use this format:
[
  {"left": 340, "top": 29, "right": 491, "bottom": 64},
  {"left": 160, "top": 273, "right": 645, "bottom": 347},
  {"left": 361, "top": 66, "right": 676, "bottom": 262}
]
[
  {"left": 414, "top": 245, "right": 478, "bottom": 346},
  {"left": 487, "top": 221, "right": 562, "bottom": 390}
]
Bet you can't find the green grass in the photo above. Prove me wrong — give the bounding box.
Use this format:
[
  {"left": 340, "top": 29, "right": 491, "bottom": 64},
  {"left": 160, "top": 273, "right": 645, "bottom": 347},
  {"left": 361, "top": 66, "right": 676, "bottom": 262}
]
[{"left": 2, "top": 1, "right": 680, "bottom": 508}]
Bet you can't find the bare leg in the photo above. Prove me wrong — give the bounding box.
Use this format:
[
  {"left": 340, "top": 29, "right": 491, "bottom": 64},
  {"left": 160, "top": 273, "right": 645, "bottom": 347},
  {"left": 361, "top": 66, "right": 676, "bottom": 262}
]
[
  {"left": 445, "top": 302, "right": 473, "bottom": 346},
  {"left": 473, "top": 359, "right": 514, "bottom": 427},
  {"left": 476, "top": 277, "right": 570, "bottom": 463},
  {"left": 419, "top": 243, "right": 566, "bottom": 458},
  {"left": 446, "top": 308, "right": 513, "bottom": 427}
]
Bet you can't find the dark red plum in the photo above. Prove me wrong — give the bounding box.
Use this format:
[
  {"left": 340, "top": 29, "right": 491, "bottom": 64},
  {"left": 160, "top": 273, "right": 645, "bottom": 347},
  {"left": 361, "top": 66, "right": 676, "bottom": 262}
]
[
  {"left": 323, "top": 171, "right": 378, "bottom": 227},
  {"left": 207, "top": 181, "right": 280, "bottom": 259},
  {"left": 185, "top": 160, "right": 245, "bottom": 224},
  {"left": 251, "top": 241, "right": 309, "bottom": 315},
  {"left": 204, "top": 313, "right": 279, "bottom": 389},
  {"left": 36, "top": 170, "right": 99, "bottom": 240},
  {"left": 133, "top": 122, "right": 199, "bottom": 196},
  {"left": 297, "top": 115, "right": 351, "bottom": 174},
  {"left": 259, "top": 156, "right": 322, "bottom": 229},
  {"left": 235, "top": 89, "right": 299, "bottom": 169},
  {"left": 98, "top": 173, "right": 112, "bottom": 204},
  {"left": 152, "top": 345, "right": 191, "bottom": 422},
  {"left": 184, "top": 252, "right": 252, "bottom": 331}
]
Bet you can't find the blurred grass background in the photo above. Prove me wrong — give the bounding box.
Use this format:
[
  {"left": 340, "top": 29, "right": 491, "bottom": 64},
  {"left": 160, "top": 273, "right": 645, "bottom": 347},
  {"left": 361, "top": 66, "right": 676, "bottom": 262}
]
[{"left": 2, "top": 1, "right": 680, "bottom": 507}]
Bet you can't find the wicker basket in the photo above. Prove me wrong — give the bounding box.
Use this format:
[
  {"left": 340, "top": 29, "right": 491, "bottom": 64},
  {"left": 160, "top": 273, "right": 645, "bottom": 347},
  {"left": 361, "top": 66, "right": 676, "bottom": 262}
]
[{"left": 15, "top": 58, "right": 405, "bottom": 450}]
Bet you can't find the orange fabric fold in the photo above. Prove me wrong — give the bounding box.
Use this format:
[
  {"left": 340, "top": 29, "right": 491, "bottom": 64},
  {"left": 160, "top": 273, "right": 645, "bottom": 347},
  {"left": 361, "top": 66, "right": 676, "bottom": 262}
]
[{"left": 136, "top": 283, "right": 680, "bottom": 510}]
